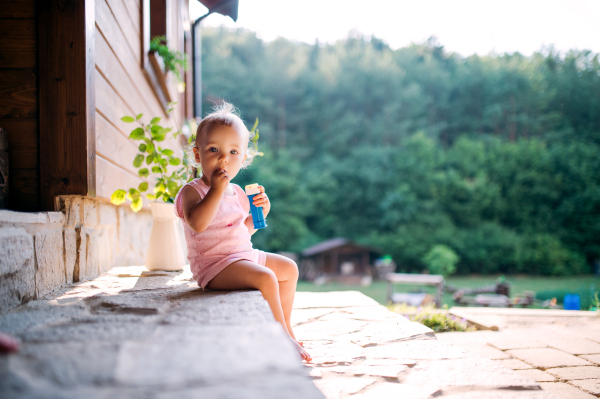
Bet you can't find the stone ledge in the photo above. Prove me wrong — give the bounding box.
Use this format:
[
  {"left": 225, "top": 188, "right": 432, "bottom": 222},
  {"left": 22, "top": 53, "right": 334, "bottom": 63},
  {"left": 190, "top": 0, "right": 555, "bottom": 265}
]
[
  {"left": 0, "top": 267, "right": 323, "bottom": 398},
  {"left": 0, "top": 196, "right": 168, "bottom": 314}
]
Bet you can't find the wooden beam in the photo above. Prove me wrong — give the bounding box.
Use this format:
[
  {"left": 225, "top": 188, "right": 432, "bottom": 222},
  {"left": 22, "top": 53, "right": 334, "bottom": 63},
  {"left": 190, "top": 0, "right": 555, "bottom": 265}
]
[{"left": 38, "top": 0, "right": 96, "bottom": 211}]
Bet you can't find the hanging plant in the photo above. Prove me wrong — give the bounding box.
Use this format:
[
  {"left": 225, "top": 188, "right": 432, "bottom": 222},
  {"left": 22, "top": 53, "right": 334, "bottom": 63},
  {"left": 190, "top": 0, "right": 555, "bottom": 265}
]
[{"left": 150, "top": 35, "right": 189, "bottom": 83}]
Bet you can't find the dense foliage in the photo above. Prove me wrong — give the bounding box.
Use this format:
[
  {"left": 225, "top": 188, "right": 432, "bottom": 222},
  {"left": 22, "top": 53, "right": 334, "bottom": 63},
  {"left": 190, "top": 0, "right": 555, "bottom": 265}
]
[{"left": 200, "top": 27, "right": 600, "bottom": 276}]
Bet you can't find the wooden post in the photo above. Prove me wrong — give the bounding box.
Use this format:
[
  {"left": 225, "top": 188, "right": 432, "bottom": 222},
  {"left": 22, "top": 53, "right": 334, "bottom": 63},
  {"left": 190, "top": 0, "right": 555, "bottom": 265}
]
[
  {"left": 38, "top": 0, "right": 96, "bottom": 211},
  {"left": 436, "top": 281, "right": 443, "bottom": 309}
]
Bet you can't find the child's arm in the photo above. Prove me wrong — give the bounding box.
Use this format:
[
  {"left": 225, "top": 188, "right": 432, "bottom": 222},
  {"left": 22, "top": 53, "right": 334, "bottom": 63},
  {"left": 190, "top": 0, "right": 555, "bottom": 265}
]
[
  {"left": 244, "top": 185, "right": 270, "bottom": 236},
  {"left": 182, "top": 169, "right": 229, "bottom": 233}
]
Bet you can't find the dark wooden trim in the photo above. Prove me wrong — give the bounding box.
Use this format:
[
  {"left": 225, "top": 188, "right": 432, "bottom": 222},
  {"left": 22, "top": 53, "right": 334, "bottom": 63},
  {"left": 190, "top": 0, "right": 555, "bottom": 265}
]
[
  {"left": 142, "top": 0, "right": 171, "bottom": 114},
  {"left": 148, "top": 50, "right": 172, "bottom": 103},
  {"left": 38, "top": 0, "right": 95, "bottom": 211}
]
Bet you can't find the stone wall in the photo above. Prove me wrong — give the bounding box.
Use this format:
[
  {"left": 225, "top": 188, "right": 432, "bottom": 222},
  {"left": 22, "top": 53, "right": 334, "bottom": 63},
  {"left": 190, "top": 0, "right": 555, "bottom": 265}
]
[{"left": 0, "top": 195, "right": 187, "bottom": 314}]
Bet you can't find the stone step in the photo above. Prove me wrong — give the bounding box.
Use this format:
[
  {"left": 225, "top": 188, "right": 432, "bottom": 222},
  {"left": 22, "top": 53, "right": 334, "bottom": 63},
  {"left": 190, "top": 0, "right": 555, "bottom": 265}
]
[{"left": 0, "top": 266, "right": 323, "bottom": 398}]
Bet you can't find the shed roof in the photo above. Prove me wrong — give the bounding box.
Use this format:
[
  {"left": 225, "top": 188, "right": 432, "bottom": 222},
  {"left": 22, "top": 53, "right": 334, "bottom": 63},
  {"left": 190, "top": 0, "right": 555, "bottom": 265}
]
[{"left": 301, "top": 238, "right": 383, "bottom": 257}]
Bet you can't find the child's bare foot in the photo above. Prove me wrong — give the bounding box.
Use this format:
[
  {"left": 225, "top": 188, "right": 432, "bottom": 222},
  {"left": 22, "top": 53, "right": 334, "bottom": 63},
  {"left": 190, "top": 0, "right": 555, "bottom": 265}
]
[{"left": 292, "top": 339, "right": 311, "bottom": 362}]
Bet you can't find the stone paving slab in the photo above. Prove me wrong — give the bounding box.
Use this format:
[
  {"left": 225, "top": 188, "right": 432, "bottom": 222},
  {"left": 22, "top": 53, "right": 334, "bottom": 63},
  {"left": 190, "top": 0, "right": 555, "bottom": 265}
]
[
  {"left": 496, "top": 358, "right": 536, "bottom": 370},
  {"left": 462, "top": 344, "right": 513, "bottom": 360},
  {"left": 437, "top": 308, "right": 600, "bottom": 399},
  {"left": 569, "top": 379, "right": 600, "bottom": 395},
  {"left": 533, "top": 332, "right": 600, "bottom": 355},
  {"left": 540, "top": 382, "right": 598, "bottom": 398},
  {"left": 294, "top": 291, "right": 555, "bottom": 398},
  {"left": 516, "top": 369, "right": 557, "bottom": 382},
  {"left": 0, "top": 266, "right": 323, "bottom": 399},
  {"left": 580, "top": 354, "right": 600, "bottom": 365},
  {"left": 546, "top": 366, "right": 600, "bottom": 380},
  {"left": 507, "top": 348, "right": 592, "bottom": 368}
]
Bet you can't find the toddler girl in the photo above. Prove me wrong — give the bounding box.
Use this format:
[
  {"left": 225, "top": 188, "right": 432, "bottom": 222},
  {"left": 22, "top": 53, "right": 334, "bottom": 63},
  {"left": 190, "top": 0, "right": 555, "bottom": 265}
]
[{"left": 174, "top": 102, "right": 311, "bottom": 362}]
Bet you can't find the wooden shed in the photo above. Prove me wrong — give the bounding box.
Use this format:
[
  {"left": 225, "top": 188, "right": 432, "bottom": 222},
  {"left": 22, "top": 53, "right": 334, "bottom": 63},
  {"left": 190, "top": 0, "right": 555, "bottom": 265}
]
[{"left": 299, "top": 238, "right": 383, "bottom": 281}]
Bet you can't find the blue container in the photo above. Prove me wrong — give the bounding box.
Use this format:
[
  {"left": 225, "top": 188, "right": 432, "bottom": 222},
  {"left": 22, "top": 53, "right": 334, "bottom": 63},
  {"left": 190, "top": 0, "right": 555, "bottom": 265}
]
[
  {"left": 245, "top": 183, "right": 267, "bottom": 230},
  {"left": 563, "top": 294, "right": 581, "bottom": 311}
]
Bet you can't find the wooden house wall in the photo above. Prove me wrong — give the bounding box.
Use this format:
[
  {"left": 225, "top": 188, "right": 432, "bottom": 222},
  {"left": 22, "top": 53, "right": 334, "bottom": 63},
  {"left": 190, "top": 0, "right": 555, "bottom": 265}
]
[
  {"left": 94, "top": 0, "right": 186, "bottom": 209},
  {"left": 0, "top": 0, "right": 39, "bottom": 211}
]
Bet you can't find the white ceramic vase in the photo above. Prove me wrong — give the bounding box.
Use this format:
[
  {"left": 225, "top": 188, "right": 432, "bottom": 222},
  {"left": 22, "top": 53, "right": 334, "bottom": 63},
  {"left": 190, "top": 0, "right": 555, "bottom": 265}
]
[{"left": 145, "top": 202, "right": 185, "bottom": 271}]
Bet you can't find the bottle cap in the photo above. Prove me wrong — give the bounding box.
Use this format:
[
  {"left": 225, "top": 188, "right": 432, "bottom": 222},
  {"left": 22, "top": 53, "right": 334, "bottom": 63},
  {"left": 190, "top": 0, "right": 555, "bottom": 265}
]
[{"left": 245, "top": 183, "right": 261, "bottom": 195}]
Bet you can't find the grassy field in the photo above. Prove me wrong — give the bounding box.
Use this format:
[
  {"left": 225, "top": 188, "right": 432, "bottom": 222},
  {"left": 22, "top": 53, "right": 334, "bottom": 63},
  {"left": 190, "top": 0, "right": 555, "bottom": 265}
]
[{"left": 297, "top": 275, "right": 600, "bottom": 309}]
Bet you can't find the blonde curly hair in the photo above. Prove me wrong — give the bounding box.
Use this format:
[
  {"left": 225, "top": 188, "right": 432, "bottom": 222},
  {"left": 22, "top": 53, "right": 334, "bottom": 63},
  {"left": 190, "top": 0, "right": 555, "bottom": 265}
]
[{"left": 185, "top": 102, "right": 260, "bottom": 174}]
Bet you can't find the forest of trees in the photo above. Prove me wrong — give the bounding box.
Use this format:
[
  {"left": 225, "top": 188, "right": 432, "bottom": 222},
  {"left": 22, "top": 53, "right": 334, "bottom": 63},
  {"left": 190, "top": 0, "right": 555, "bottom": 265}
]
[{"left": 199, "top": 27, "right": 600, "bottom": 276}]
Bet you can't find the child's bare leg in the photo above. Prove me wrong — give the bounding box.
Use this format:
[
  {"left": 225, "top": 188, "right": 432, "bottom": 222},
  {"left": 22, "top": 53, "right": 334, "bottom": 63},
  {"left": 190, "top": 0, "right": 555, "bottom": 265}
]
[
  {"left": 263, "top": 253, "right": 300, "bottom": 342},
  {"left": 207, "top": 260, "right": 311, "bottom": 361}
]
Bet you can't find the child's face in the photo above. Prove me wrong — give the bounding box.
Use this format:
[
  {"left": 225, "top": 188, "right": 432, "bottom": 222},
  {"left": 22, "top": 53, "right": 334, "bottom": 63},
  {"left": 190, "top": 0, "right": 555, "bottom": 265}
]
[{"left": 193, "top": 123, "right": 248, "bottom": 185}]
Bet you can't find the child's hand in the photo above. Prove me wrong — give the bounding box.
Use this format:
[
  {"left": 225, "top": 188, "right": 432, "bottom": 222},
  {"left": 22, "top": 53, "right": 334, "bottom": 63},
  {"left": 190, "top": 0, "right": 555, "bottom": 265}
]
[
  {"left": 210, "top": 168, "right": 230, "bottom": 193},
  {"left": 253, "top": 185, "right": 270, "bottom": 217}
]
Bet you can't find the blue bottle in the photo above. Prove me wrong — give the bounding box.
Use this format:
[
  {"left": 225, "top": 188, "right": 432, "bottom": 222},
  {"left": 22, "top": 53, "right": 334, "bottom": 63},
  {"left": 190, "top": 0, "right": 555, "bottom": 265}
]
[
  {"left": 245, "top": 183, "right": 267, "bottom": 229},
  {"left": 563, "top": 294, "right": 581, "bottom": 311}
]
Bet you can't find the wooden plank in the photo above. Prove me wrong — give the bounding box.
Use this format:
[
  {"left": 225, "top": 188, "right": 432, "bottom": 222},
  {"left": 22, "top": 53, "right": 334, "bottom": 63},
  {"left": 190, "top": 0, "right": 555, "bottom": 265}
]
[
  {"left": 95, "top": 0, "right": 179, "bottom": 121},
  {"left": 96, "top": 71, "right": 181, "bottom": 163},
  {"left": 0, "top": 70, "right": 37, "bottom": 118},
  {"left": 95, "top": 27, "right": 164, "bottom": 121},
  {"left": 0, "top": 118, "right": 37, "bottom": 169},
  {"left": 9, "top": 168, "right": 38, "bottom": 211},
  {"left": 0, "top": 19, "right": 37, "bottom": 53},
  {"left": 96, "top": 110, "right": 139, "bottom": 177},
  {"left": 0, "top": 19, "right": 36, "bottom": 49},
  {"left": 0, "top": 0, "right": 36, "bottom": 19},
  {"left": 121, "top": 0, "right": 141, "bottom": 41},
  {"left": 105, "top": 0, "right": 141, "bottom": 62},
  {"left": 96, "top": 110, "right": 178, "bottom": 183},
  {"left": 96, "top": 68, "right": 136, "bottom": 135},
  {"left": 96, "top": 154, "right": 150, "bottom": 210},
  {"left": 38, "top": 0, "right": 95, "bottom": 211},
  {"left": 0, "top": 50, "right": 37, "bottom": 69},
  {"left": 0, "top": 19, "right": 37, "bottom": 69}
]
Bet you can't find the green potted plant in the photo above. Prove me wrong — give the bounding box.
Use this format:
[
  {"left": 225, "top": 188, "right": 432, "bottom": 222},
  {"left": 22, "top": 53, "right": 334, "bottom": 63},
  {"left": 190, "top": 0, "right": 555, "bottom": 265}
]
[
  {"left": 110, "top": 103, "right": 193, "bottom": 271},
  {"left": 150, "top": 36, "right": 188, "bottom": 88}
]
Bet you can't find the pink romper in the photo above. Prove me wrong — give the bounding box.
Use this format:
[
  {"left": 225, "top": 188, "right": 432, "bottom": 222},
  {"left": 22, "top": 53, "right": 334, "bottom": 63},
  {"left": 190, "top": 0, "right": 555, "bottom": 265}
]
[{"left": 174, "top": 178, "right": 267, "bottom": 289}]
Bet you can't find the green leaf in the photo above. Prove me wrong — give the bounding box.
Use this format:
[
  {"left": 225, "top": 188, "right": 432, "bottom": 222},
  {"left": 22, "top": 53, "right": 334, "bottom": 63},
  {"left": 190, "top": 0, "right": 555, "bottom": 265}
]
[
  {"left": 129, "top": 127, "right": 145, "bottom": 140},
  {"left": 128, "top": 188, "right": 141, "bottom": 199},
  {"left": 146, "top": 141, "right": 155, "bottom": 153},
  {"left": 136, "top": 113, "right": 143, "bottom": 121},
  {"left": 138, "top": 181, "right": 149, "bottom": 192},
  {"left": 150, "top": 117, "right": 161, "bottom": 125},
  {"left": 154, "top": 182, "right": 166, "bottom": 193},
  {"left": 152, "top": 133, "right": 166, "bottom": 142},
  {"left": 131, "top": 197, "right": 143, "bottom": 212},
  {"left": 169, "top": 157, "right": 181, "bottom": 165},
  {"left": 161, "top": 149, "right": 174, "bottom": 156},
  {"left": 146, "top": 193, "right": 156, "bottom": 200},
  {"left": 121, "top": 116, "right": 135, "bottom": 123},
  {"left": 151, "top": 125, "right": 161, "bottom": 133},
  {"left": 250, "top": 117, "right": 259, "bottom": 132},
  {"left": 110, "top": 189, "right": 127, "bottom": 205},
  {"left": 133, "top": 154, "right": 144, "bottom": 168},
  {"left": 160, "top": 158, "right": 168, "bottom": 167},
  {"left": 167, "top": 181, "right": 179, "bottom": 195},
  {"left": 152, "top": 165, "right": 162, "bottom": 173},
  {"left": 146, "top": 154, "right": 154, "bottom": 165},
  {"left": 155, "top": 191, "right": 163, "bottom": 200},
  {"left": 138, "top": 143, "right": 147, "bottom": 152},
  {"left": 138, "top": 168, "right": 149, "bottom": 178}
]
